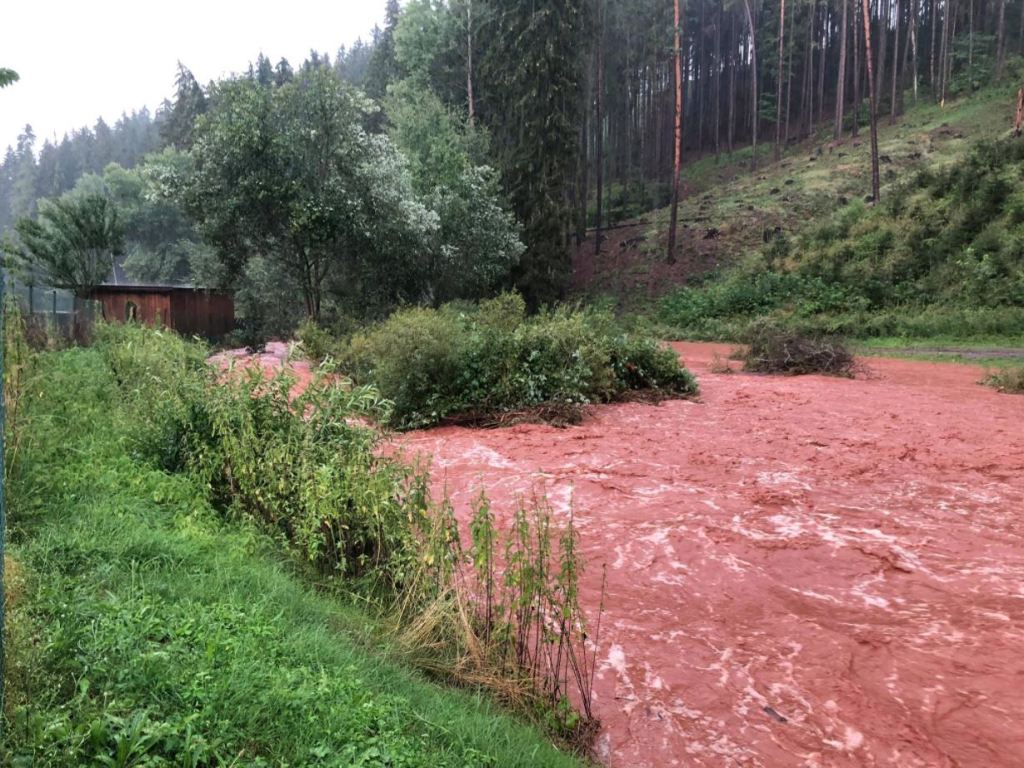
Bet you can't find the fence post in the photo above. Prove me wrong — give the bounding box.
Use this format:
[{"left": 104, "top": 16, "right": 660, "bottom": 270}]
[
  {"left": 1, "top": 268, "right": 7, "bottom": 721},
  {"left": 52, "top": 290, "right": 57, "bottom": 324}
]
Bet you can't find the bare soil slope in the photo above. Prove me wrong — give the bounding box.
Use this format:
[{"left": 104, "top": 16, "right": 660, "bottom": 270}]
[{"left": 572, "top": 87, "right": 1017, "bottom": 304}]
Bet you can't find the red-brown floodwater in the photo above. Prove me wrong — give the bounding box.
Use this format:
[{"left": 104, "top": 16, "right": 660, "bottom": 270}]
[{"left": 398, "top": 343, "right": 1024, "bottom": 767}]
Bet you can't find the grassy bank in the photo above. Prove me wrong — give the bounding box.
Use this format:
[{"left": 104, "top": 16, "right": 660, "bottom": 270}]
[
  {"left": 2, "top": 339, "right": 579, "bottom": 766},
  {"left": 648, "top": 131, "right": 1024, "bottom": 345}
]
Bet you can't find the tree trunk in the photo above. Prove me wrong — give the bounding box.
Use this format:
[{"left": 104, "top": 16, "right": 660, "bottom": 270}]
[
  {"left": 967, "top": 0, "right": 973, "bottom": 88},
  {"left": 854, "top": 0, "right": 862, "bottom": 135},
  {"left": 698, "top": 0, "right": 707, "bottom": 152},
  {"left": 467, "top": 0, "right": 476, "bottom": 123},
  {"left": 1018, "top": 0, "right": 1024, "bottom": 54},
  {"left": 668, "top": 0, "right": 684, "bottom": 264},
  {"left": 996, "top": 0, "right": 1008, "bottom": 79},
  {"left": 1015, "top": 85, "right": 1024, "bottom": 134},
  {"left": 863, "top": 0, "right": 882, "bottom": 201},
  {"left": 728, "top": 11, "right": 738, "bottom": 151},
  {"left": 803, "top": 0, "right": 816, "bottom": 136},
  {"left": 785, "top": 0, "right": 796, "bottom": 145},
  {"left": 938, "top": 0, "right": 950, "bottom": 102},
  {"left": 878, "top": 0, "right": 889, "bottom": 115},
  {"left": 594, "top": 0, "right": 605, "bottom": 256},
  {"left": 836, "top": 0, "right": 850, "bottom": 137},
  {"left": 817, "top": 3, "right": 828, "bottom": 125},
  {"left": 776, "top": 0, "right": 787, "bottom": 160},
  {"left": 943, "top": 1, "right": 956, "bottom": 105},
  {"left": 911, "top": 0, "right": 919, "bottom": 102},
  {"left": 577, "top": 48, "right": 591, "bottom": 245},
  {"left": 930, "top": 0, "right": 939, "bottom": 87},
  {"left": 714, "top": 0, "right": 723, "bottom": 155},
  {"left": 890, "top": 0, "right": 902, "bottom": 121},
  {"left": 743, "top": 0, "right": 760, "bottom": 167}
]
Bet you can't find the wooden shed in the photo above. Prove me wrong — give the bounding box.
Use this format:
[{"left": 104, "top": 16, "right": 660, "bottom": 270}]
[{"left": 90, "top": 285, "right": 234, "bottom": 339}]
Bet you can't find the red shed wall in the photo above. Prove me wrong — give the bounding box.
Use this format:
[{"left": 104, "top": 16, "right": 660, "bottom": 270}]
[
  {"left": 98, "top": 292, "right": 171, "bottom": 328},
  {"left": 169, "top": 290, "right": 234, "bottom": 337}
]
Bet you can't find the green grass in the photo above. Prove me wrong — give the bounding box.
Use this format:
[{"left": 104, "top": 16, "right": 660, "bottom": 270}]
[
  {"left": 647, "top": 87, "right": 1024, "bottom": 344},
  {"left": 2, "top": 347, "right": 579, "bottom": 767},
  {"left": 855, "top": 335, "right": 1024, "bottom": 366}
]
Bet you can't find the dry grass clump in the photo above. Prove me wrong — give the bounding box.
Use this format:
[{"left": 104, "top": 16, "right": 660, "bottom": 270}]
[
  {"left": 708, "top": 353, "right": 735, "bottom": 374},
  {"left": 983, "top": 365, "right": 1024, "bottom": 393},
  {"left": 439, "top": 401, "right": 586, "bottom": 429},
  {"left": 740, "top": 319, "right": 858, "bottom": 377}
]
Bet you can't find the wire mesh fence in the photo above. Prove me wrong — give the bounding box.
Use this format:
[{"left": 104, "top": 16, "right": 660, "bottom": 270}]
[{"left": 6, "top": 277, "right": 99, "bottom": 345}]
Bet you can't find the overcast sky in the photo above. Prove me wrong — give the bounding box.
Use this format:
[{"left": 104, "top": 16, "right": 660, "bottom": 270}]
[{"left": 1, "top": 0, "right": 388, "bottom": 152}]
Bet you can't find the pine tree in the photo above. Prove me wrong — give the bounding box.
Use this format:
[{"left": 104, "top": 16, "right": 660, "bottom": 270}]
[
  {"left": 477, "top": 0, "right": 590, "bottom": 307},
  {"left": 366, "top": 0, "right": 403, "bottom": 99},
  {"left": 161, "top": 63, "right": 206, "bottom": 150},
  {"left": 668, "top": 0, "right": 683, "bottom": 264}
]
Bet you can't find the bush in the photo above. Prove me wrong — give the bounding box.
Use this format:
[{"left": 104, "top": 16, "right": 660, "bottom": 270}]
[
  {"left": 92, "top": 322, "right": 428, "bottom": 588},
  {"left": 740, "top": 319, "right": 858, "bottom": 376},
  {"left": 339, "top": 294, "right": 699, "bottom": 428},
  {"left": 983, "top": 365, "right": 1024, "bottom": 393},
  {"left": 295, "top": 318, "right": 334, "bottom": 362}
]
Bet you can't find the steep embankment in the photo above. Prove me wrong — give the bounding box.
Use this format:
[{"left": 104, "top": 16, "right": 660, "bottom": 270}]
[{"left": 573, "top": 83, "right": 1017, "bottom": 303}]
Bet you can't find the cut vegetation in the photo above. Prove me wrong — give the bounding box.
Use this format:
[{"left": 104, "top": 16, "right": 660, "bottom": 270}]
[{"left": 739, "top": 320, "right": 858, "bottom": 376}]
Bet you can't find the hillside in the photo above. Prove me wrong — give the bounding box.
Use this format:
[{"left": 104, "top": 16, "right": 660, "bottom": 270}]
[{"left": 572, "top": 79, "right": 1022, "bottom": 306}]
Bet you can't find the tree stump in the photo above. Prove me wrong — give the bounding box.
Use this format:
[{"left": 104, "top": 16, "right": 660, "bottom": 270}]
[{"left": 1015, "top": 87, "right": 1024, "bottom": 136}]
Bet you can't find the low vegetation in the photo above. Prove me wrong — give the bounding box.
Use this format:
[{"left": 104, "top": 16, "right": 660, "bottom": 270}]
[
  {"left": 332, "top": 293, "right": 698, "bottom": 429},
  {"left": 657, "top": 135, "right": 1024, "bottom": 342},
  {"left": 740, "top": 320, "right": 858, "bottom": 377},
  {"left": 3, "top": 322, "right": 595, "bottom": 764},
  {"left": 983, "top": 365, "right": 1024, "bottom": 393}
]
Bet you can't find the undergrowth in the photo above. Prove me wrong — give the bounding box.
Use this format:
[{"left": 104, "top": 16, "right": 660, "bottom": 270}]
[
  {"left": 3, "top": 322, "right": 598, "bottom": 763},
  {"left": 657, "top": 136, "right": 1024, "bottom": 341}
]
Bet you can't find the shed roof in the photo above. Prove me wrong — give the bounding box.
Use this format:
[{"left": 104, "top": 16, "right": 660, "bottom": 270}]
[{"left": 90, "top": 284, "right": 231, "bottom": 295}]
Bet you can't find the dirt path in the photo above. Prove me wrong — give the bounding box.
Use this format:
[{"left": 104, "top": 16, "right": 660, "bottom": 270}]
[{"left": 399, "top": 343, "right": 1024, "bottom": 767}]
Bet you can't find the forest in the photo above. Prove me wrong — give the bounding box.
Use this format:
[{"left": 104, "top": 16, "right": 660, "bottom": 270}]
[{"left": 3, "top": 0, "right": 1023, "bottom": 343}]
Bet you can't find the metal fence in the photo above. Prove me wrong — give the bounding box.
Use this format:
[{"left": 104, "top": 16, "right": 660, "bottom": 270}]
[{"left": 6, "top": 277, "right": 99, "bottom": 345}]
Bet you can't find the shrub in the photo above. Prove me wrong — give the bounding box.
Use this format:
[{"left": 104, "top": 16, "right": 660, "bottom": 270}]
[
  {"left": 91, "top": 323, "right": 428, "bottom": 588},
  {"left": 295, "top": 318, "right": 334, "bottom": 362},
  {"left": 983, "top": 365, "right": 1024, "bottom": 393},
  {"left": 339, "top": 294, "right": 699, "bottom": 428},
  {"left": 341, "top": 306, "right": 470, "bottom": 428},
  {"left": 740, "top": 319, "right": 858, "bottom": 376}
]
